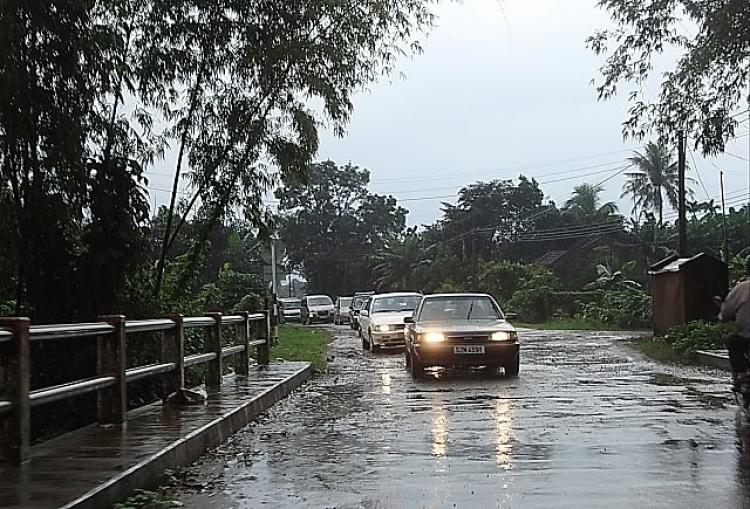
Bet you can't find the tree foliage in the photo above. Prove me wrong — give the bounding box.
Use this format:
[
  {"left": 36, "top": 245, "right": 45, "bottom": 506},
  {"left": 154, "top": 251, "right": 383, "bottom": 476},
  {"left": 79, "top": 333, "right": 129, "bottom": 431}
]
[
  {"left": 622, "top": 142, "right": 694, "bottom": 224},
  {"left": 588, "top": 0, "right": 750, "bottom": 155},
  {"left": 0, "top": 0, "right": 437, "bottom": 321},
  {"left": 564, "top": 182, "right": 618, "bottom": 219},
  {"left": 276, "top": 161, "right": 407, "bottom": 297}
]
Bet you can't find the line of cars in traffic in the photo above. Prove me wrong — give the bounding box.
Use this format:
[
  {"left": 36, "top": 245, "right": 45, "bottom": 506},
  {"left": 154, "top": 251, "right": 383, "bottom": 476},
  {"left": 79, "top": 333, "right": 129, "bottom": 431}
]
[{"left": 280, "top": 291, "right": 520, "bottom": 378}]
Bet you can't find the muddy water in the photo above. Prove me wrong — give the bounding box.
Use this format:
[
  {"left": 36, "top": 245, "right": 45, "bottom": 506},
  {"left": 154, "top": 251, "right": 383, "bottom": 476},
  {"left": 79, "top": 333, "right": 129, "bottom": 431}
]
[{"left": 173, "top": 327, "right": 750, "bottom": 508}]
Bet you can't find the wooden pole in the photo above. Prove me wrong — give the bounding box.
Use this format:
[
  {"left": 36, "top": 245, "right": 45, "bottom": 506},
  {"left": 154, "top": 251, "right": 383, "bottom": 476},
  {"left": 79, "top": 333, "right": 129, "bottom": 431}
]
[
  {"left": 720, "top": 170, "right": 730, "bottom": 264},
  {"left": 0, "top": 318, "right": 30, "bottom": 463},
  {"left": 163, "top": 314, "right": 185, "bottom": 399},
  {"left": 677, "top": 131, "right": 688, "bottom": 256},
  {"left": 205, "top": 312, "right": 223, "bottom": 388},
  {"left": 97, "top": 315, "right": 127, "bottom": 425}
]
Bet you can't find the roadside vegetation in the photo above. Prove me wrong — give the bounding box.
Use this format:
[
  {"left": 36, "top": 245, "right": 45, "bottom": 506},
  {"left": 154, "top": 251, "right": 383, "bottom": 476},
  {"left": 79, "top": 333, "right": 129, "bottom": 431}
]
[
  {"left": 273, "top": 325, "right": 332, "bottom": 373},
  {"left": 632, "top": 321, "right": 734, "bottom": 364}
]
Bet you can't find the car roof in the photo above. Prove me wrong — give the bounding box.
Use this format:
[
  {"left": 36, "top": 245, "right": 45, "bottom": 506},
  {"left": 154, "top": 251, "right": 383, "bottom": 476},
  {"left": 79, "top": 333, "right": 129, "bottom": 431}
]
[
  {"left": 372, "top": 292, "right": 423, "bottom": 298},
  {"left": 422, "top": 293, "right": 492, "bottom": 299},
  {"left": 305, "top": 294, "right": 331, "bottom": 299}
]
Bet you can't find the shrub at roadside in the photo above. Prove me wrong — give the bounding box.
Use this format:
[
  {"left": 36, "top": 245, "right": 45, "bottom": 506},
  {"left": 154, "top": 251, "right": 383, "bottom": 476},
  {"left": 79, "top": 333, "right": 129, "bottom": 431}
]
[
  {"left": 663, "top": 320, "right": 733, "bottom": 360},
  {"left": 507, "top": 289, "right": 604, "bottom": 323},
  {"left": 578, "top": 288, "right": 652, "bottom": 329}
]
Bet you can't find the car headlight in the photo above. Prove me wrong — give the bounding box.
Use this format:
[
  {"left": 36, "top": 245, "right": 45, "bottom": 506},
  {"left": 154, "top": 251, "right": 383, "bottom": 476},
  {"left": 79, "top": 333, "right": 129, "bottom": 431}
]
[
  {"left": 309, "top": 313, "right": 315, "bottom": 317},
  {"left": 491, "top": 331, "right": 518, "bottom": 341},
  {"left": 377, "top": 324, "right": 392, "bottom": 332},
  {"left": 423, "top": 332, "right": 446, "bottom": 343}
]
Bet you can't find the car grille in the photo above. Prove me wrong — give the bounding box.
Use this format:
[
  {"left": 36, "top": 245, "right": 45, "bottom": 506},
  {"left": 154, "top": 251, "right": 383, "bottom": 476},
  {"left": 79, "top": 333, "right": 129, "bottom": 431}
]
[
  {"left": 446, "top": 335, "right": 489, "bottom": 344},
  {"left": 318, "top": 311, "right": 329, "bottom": 317}
]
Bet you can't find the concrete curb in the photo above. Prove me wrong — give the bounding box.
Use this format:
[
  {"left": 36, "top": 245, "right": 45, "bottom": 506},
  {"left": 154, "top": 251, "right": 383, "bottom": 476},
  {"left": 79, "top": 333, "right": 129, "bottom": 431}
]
[
  {"left": 695, "top": 350, "right": 731, "bottom": 371},
  {"left": 62, "top": 363, "right": 313, "bottom": 509}
]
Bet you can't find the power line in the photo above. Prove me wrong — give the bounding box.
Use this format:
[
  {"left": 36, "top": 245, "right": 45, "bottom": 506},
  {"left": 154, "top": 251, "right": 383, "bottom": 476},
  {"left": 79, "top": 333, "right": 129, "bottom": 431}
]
[{"left": 368, "top": 147, "right": 642, "bottom": 185}]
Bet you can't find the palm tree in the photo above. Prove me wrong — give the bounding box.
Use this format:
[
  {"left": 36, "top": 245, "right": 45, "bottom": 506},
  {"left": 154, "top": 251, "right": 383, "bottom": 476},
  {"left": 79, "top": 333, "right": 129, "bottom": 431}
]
[
  {"left": 373, "top": 234, "right": 431, "bottom": 291},
  {"left": 621, "top": 142, "right": 693, "bottom": 225},
  {"left": 564, "top": 182, "right": 618, "bottom": 218}
]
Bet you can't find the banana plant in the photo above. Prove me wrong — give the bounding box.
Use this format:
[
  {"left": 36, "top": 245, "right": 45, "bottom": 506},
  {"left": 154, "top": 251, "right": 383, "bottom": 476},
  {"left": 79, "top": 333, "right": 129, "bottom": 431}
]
[{"left": 583, "top": 260, "right": 641, "bottom": 291}]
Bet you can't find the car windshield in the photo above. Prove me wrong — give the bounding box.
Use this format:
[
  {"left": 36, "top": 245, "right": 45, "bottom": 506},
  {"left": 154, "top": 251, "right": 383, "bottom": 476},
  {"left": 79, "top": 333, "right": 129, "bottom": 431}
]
[
  {"left": 339, "top": 298, "right": 352, "bottom": 307},
  {"left": 418, "top": 296, "right": 502, "bottom": 322},
  {"left": 372, "top": 295, "right": 422, "bottom": 313},
  {"left": 280, "top": 300, "right": 300, "bottom": 310},
  {"left": 308, "top": 296, "right": 333, "bottom": 306},
  {"left": 352, "top": 297, "right": 366, "bottom": 309}
]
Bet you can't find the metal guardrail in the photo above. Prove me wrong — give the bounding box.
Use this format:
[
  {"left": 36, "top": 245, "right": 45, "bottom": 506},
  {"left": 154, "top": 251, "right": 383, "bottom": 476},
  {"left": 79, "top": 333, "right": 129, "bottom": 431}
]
[
  {"left": 30, "top": 323, "right": 115, "bottom": 341},
  {"left": 0, "top": 311, "right": 272, "bottom": 463},
  {"left": 125, "top": 319, "right": 175, "bottom": 333},
  {"left": 0, "top": 329, "right": 12, "bottom": 343},
  {"left": 125, "top": 362, "right": 176, "bottom": 383},
  {"left": 30, "top": 376, "right": 117, "bottom": 407},
  {"left": 183, "top": 316, "right": 216, "bottom": 328},
  {"left": 221, "top": 345, "right": 246, "bottom": 357},
  {"left": 184, "top": 352, "right": 218, "bottom": 367}
]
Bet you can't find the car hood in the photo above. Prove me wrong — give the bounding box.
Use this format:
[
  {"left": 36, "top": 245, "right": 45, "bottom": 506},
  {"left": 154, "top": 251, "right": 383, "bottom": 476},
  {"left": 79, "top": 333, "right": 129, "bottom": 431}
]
[
  {"left": 369, "top": 311, "right": 415, "bottom": 325},
  {"left": 415, "top": 319, "right": 515, "bottom": 334}
]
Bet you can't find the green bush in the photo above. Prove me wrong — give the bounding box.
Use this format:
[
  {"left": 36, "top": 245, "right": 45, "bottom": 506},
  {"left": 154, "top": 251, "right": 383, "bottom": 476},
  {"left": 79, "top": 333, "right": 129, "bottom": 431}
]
[
  {"left": 578, "top": 288, "right": 652, "bottom": 329},
  {"left": 477, "top": 261, "right": 558, "bottom": 302},
  {"left": 663, "top": 320, "right": 733, "bottom": 358},
  {"left": 233, "top": 293, "right": 263, "bottom": 313},
  {"left": 506, "top": 289, "right": 605, "bottom": 323}
]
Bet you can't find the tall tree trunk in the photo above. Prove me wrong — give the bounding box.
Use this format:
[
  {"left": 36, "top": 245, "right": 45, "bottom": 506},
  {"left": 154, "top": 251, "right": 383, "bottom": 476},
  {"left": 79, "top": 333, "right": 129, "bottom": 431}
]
[{"left": 153, "top": 65, "right": 206, "bottom": 298}]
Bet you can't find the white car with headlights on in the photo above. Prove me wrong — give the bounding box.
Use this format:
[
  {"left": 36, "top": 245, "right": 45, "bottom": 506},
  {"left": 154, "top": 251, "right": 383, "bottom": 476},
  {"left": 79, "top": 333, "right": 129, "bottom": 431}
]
[
  {"left": 358, "top": 292, "right": 423, "bottom": 352},
  {"left": 403, "top": 293, "right": 519, "bottom": 378}
]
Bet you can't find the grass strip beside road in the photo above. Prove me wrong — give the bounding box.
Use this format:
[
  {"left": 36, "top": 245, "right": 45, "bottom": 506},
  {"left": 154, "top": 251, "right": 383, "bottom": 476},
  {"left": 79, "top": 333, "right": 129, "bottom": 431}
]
[
  {"left": 273, "top": 324, "right": 332, "bottom": 372},
  {"left": 630, "top": 337, "right": 690, "bottom": 365}
]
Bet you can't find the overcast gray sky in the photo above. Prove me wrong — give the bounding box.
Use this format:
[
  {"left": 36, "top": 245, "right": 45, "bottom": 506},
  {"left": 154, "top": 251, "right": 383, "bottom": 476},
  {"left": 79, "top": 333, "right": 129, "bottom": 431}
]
[{"left": 149, "top": 0, "right": 749, "bottom": 227}]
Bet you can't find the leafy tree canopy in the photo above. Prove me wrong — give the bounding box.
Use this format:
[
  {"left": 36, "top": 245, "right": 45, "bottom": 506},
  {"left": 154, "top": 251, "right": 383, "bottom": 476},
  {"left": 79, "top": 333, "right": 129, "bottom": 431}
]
[
  {"left": 276, "top": 161, "right": 407, "bottom": 297},
  {"left": 588, "top": 0, "right": 750, "bottom": 155}
]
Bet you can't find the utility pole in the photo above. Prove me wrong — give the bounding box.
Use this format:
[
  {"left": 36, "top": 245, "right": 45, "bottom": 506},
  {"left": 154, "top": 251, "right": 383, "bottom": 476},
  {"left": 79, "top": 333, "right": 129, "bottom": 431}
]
[
  {"left": 720, "top": 170, "right": 730, "bottom": 264},
  {"left": 677, "top": 131, "right": 688, "bottom": 256}
]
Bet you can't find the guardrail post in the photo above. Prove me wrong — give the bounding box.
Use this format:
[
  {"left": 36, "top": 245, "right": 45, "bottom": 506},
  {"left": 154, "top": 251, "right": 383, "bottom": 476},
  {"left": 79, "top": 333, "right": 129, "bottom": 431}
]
[
  {"left": 205, "top": 312, "right": 222, "bottom": 387},
  {"left": 163, "top": 314, "right": 185, "bottom": 398},
  {"left": 235, "top": 312, "right": 250, "bottom": 376},
  {"left": 257, "top": 311, "right": 271, "bottom": 366},
  {"left": 0, "top": 318, "right": 30, "bottom": 463},
  {"left": 97, "top": 315, "right": 127, "bottom": 425}
]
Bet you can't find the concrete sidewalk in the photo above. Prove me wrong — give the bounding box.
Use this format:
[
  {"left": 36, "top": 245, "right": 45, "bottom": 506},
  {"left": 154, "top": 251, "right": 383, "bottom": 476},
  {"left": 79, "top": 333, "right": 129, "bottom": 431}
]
[
  {"left": 0, "top": 362, "right": 312, "bottom": 509},
  {"left": 696, "top": 349, "right": 731, "bottom": 371}
]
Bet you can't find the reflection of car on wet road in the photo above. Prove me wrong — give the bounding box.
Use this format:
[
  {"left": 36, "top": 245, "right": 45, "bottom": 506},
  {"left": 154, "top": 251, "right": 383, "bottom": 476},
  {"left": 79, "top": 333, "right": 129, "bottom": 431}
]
[
  {"left": 358, "top": 292, "right": 422, "bottom": 352},
  {"left": 301, "top": 295, "right": 335, "bottom": 324},
  {"left": 404, "top": 293, "right": 519, "bottom": 378},
  {"left": 334, "top": 297, "right": 353, "bottom": 325},
  {"left": 279, "top": 298, "right": 302, "bottom": 323}
]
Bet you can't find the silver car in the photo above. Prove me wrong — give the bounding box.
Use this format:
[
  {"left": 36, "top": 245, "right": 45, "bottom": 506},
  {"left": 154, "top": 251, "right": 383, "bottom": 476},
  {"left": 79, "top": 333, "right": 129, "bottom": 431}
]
[
  {"left": 334, "top": 297, "right": 353, "bottom": 325},
  {"left": 279, "top": 298, "right": 301, "bottom": 323},
  {"left": 358, "top": 292, "right": 422, "bottom": 352},
  {"left": 301, "top": 295, "right": 334, "bottom": 324}
]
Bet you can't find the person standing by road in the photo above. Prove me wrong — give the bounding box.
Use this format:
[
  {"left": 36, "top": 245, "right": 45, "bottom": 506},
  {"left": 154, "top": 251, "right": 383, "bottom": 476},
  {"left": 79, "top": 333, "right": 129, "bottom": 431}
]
[{"left": 721, "top": 256, "right": 750, "bottom": 388}]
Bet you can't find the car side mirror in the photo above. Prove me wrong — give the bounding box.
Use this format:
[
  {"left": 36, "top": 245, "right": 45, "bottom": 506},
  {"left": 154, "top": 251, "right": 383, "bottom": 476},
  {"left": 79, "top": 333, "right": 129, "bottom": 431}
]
[
  {"left": 504, "top": 313, "right": 517, "bottom": 322},
  {"left": 404, "top": 316, "right": 414, "bottom": 324},
  {"left": 360, "top": 310, "right": 369, "bottom": 317}
]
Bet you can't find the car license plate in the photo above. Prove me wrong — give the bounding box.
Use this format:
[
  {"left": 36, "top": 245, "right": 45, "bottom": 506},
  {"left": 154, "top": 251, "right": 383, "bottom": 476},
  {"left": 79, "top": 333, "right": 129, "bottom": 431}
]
[{"left": 454, "top": 345, "right": 485, "bottom": 354}]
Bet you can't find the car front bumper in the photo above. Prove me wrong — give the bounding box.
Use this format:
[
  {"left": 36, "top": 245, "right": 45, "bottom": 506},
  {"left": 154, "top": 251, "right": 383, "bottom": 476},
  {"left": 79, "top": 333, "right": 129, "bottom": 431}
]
[
  {"left": 371, "top": 330, "right": 406, "bottom": 348},
  {"left": 413, "top": 342, "right": 519, "bottom": 366}
]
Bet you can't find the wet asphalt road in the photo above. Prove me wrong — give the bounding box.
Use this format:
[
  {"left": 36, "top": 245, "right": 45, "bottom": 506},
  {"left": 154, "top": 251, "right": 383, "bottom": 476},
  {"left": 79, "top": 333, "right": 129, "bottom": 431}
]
[{"left": 172, "top": 326, "right": 750, "bottom": 508}]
